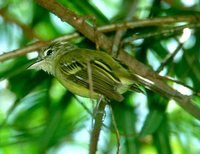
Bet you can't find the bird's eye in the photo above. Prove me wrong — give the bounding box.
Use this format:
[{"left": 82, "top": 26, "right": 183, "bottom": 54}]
[{"left": 45, "top": 49, "right": 53, "bottom": 56}]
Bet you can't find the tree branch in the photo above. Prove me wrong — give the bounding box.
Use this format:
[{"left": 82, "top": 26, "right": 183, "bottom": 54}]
[
  {"left": 0, "top": 41, "right": 47, "bottom": 61},
  {"left": 0, "top": 33, "right": 80, "bottom": 62},
  {"left": 89, "top": 99, "right": 107, "bottom": 154}
]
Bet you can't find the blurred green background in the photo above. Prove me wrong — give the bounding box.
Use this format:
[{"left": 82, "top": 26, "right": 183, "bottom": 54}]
[{"left": 0, "top": 0, "right": 200, "bottom": 154}]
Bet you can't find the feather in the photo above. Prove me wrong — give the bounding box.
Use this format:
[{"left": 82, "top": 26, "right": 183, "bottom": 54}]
[{"left": 60, "top": 60, "right": 124, "bottom": 101}]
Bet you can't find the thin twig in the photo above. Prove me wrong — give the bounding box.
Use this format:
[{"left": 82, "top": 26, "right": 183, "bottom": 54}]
[
  {"left": 157, "top": 41, "right": 184, "bottom": 73},
  {"left": 74, "top": 96, "right": 93, "bottom": 115},
  {"left": 0, "top": 41, "right": 48, "bottom": 62},
  {"left": 98, "top": 15, "right": 200, "bottom": 33},
  {"left": 74, "top": 96, "right": 111, "bottom": 130},
  {"left": 91, "top": 16, "right": 100, "bottom": 51},
  {"left": 184, "top": 53, "right": 200, "bottom": 92},
  {"left": 87, "top": 61, "right": 94, "bottom": 99},
  {"left": 123, "top": 23, "right": 200, "bottom": 43},
  {"left": 112, "top": 30, "right": 124, "bottom": 58},
  {"left": 87, "top": 60, "right": 96, "bottom": 131},
  {"left": 109, "top": 105, "right": 120, "bottom": 154},
  {"left": 89, "top": 98, "right": 107, "bottom": 154},
  {"left": 158, "top": 76, "right": 200, "bottom": 96},
  {"left": 112, "top": 0, "right": 138, "bottom": 58}
]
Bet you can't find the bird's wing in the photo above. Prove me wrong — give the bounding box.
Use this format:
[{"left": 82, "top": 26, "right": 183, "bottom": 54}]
[{"left": 59, "top": 59, "right": 124, "bottom": 101}]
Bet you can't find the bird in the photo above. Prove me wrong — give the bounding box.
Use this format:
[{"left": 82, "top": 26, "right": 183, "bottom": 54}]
[{"left": 29, "top": 41, "right": 142, "bottom": 102}]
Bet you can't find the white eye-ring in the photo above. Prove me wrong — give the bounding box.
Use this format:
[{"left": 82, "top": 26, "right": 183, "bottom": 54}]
[{"left": 44, "top": 49, "right": 53, "bottom": 57}]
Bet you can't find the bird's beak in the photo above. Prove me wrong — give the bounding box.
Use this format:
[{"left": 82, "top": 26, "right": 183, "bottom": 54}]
[{"left": 28, "top": 59, "right": 44, "bottom": 70}]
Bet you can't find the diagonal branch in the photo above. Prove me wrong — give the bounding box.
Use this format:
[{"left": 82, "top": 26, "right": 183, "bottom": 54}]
[
  {"left": 36, "top": 0, "right": 112, "bottom": 52},
  {"left": 156, "top": 41, "right": 184, "bottom": 73}
]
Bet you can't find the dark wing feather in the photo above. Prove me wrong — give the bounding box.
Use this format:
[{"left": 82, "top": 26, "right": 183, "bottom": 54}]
[{"left": 60, "top": 60, "right": 124, "bottom": 101}]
